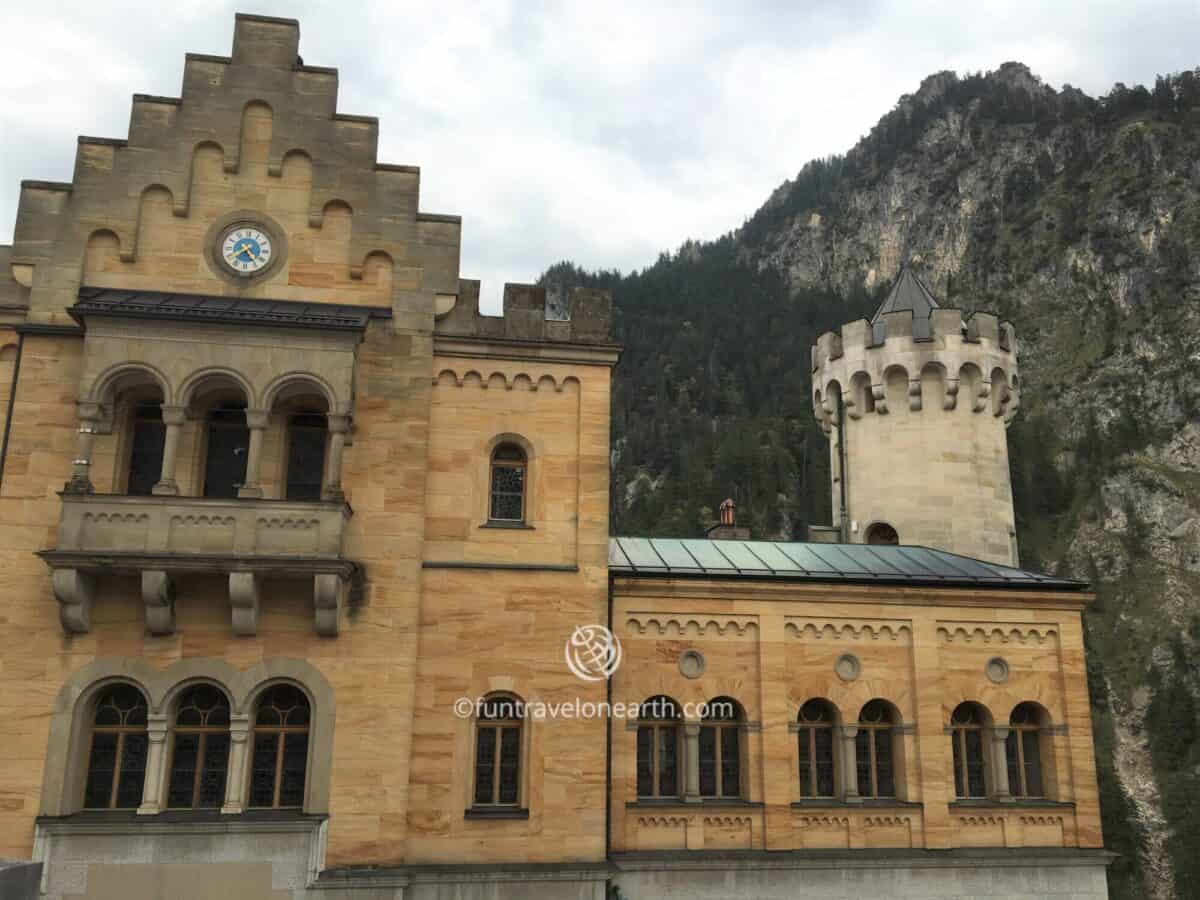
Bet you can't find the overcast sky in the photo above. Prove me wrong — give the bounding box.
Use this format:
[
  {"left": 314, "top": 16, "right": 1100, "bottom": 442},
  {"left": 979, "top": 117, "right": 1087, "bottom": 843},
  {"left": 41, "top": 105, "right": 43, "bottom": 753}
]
[{"left": 2, "top": 1, "right": 1198, "bottom": 311}]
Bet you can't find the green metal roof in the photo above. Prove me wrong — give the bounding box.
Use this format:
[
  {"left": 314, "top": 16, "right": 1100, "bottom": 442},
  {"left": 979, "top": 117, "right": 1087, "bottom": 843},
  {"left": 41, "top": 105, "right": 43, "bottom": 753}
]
[{"left": 609, "top": 537, "right": 1086, "bottom": 591}]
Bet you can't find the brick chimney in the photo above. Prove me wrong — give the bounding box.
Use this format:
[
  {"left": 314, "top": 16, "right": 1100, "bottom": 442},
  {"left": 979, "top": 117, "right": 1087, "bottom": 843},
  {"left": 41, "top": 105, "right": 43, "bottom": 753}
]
[{"left": 705, "top": 498, "right": 751, "bottom": 541}]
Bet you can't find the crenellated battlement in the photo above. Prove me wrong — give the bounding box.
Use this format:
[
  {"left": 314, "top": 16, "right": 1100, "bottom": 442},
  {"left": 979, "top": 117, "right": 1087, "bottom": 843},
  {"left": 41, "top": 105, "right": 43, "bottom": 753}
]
[
  {"left": 811, "top": 306, "right": 1019, "bottom": 435},
  {"left": 436, "top": 280, "right": 614, "bottom": 345}
]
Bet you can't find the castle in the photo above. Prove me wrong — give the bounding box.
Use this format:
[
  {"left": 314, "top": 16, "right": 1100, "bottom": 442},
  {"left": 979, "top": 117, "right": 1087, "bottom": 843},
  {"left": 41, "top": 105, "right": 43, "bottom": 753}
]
[{"left": 0, "top": 15, "right": 1111, "bottom": 900}]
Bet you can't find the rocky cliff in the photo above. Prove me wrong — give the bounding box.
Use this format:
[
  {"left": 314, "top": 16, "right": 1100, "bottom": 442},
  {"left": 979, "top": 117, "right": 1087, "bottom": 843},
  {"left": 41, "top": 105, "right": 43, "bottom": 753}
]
[{"left": 546, "top": 61, "right": 1200, "bottom": 900}]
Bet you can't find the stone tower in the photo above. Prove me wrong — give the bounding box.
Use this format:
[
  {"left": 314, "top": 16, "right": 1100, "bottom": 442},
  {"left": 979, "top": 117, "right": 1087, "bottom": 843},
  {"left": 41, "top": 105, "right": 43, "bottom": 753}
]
[{"left": 811, "top": 267, "right": 1021, "bottom": 565}]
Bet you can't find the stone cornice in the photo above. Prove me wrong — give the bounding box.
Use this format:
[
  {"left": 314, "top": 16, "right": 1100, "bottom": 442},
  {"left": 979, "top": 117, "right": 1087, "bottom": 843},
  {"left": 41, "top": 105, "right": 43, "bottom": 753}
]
[{"left": 434, "top": 334, "right": 621, "bottom": 367}]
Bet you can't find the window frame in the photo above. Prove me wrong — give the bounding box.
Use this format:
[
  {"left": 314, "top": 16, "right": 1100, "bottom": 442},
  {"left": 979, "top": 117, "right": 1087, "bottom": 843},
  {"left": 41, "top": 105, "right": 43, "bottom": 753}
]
[
  {"left": 699, "top": 697, "right": 742, "bottom": 800},
  {"left": 1006, "top": 703, "right": 1046, "bottom": 799},
  {"left": 247, "top": 683, "right": 311, "bottom": 810},
  {"left": 855, "top": 700, "right": 896, "bottom": 799},
  {"left": 83, "top": 684, "right": 150, "bottom": 811},
  {"left": 283, "top": 411, "right": 328, "bottom": 502},
  {"left": 636, "top": 696, "right": 682, "bottom": 800},
  {"left": 472, "top": 694, "right": 524, "bottom": 808},
  {"left": 950, "top": 702, "right": 989, "bottom": 799},
  {"left": 166, "top": 684, "right": 232, "bottom": 810},
  {"left": 487, "top": 442, "right": 528, "bottom": 524},
  {"left": 796, "top": 699, "right": 837, "bottom": 799}
]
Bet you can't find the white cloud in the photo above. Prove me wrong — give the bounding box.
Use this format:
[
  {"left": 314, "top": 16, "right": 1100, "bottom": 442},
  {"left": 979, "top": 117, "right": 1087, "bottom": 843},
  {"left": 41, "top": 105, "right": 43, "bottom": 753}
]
[{"left": 1, "top": 0, "right": 1197, "bottom": 312}]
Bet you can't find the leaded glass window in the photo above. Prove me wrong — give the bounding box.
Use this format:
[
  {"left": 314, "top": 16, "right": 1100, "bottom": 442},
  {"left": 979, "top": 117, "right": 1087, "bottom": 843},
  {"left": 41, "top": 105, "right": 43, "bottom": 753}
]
[
  {"left": 951, "top": 702, "right": 988, "bottom": 798},
  {"left": 699, "top": 697, "right": 742, "bottom": 799},
  {"left": 855, "top": 699, "right": 896, "bottom": 798},
  {"left": 489, "top": 444, "right": 526, "bottom": 522},
  {"left": 1005, "top": 703, "right": 1045, "bottom": 798},
  {"left": 167, "top": 684, "right": 231, "bottom": 809},
  {"left": 636, "top": 696, "right": 680, "bottom": 799},
  {"left": 474, "top": 694, "right": 522, "bottom": 806},
  {"left": 84, "top": 684, "right": 149, "bottom": 810},
  {"left": 248, "top": 684, "right": 310, "bottom": 809},
  {"left": 797, "top": 699, "right": 836, "bottom": 798}
]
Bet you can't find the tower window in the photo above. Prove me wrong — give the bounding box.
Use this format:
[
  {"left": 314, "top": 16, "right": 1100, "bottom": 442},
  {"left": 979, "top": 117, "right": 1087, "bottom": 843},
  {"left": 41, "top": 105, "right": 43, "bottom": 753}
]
[
  {"left": 473, "top": 694, "right": 523, "bottom": 806},
  {"left": 84, "top": 685, "right": 149, "bottom": 810},
  {"left": 865, "top": 522, "right": 899, "bottom": 545},
  {"left": 203, "top": 404, "right": 249, "bottom": 499},
  {"left": 489, "top": 443, "right": 527, "bottom": 523},
  {"left": 285, "top": 413, "right": 327, "bottom": 501}
]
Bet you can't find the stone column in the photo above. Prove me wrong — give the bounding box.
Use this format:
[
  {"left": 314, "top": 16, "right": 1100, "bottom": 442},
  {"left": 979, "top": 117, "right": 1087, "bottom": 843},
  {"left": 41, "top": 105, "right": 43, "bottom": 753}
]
[
  {"left": 322, "top": 414, "right": 350, "bottom": 501},
  {"left": 683, "top": 721, "right": 701, "bottom": 803},
  {"left": 237, "top": 409, "right": 269, "bottom": 498},
  {"left": 222, "top": 714, "right": 251, "bottom": 814},
  {"left": 64, "top": 403, "right": 102, "bottom": 493},
  {"left": 840, "top": 725, "right": 862, "bottom": 803},
  {"left": 137, "top": 714, "right": 170, "bottom": 815},
  {"left": 990, "top": 726, "right": 1013, "bottom": 801},
  {"left": 152, "top": 405, "right": 187, "bottom": 496}
]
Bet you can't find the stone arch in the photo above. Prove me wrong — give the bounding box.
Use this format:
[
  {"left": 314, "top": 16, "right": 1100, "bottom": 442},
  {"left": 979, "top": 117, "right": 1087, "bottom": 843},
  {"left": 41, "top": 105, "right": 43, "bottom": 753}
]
[
  {"left": 234, "top": 658, "right": 334, "bottom": 813},
  {"left": 82, "top": 228, "right": 123, "bottom": 281},
  {"left": 863, "top": 521, "right": 900, "bottom": 546},
  {"left": 177, "top": 366, "right": 255, "bottom": 411},
  {"left": 87, "top": 360, "right": 172, "bottom": 407},
  {"left": 183, "top": 141, "right": 227, "bottom": 215},
  {"left": 273, "top": 149, "right": 314, "bottom": 216},
  {"left": 133, "top": 184, "right": 175, "bottom": 262},
  {"left": 40, "top": 659, "right": 160, "bottom": 816},
  {"left": 959, "top": 362, "right": 986, "bottom": 413},
  {"left": 990, "top": 367, "right": 1011, "bottom": 417},
  {"left": 239, "top": 100, "right": 274, "bottom": 171},
  {"left": 360, "top": 249, "right": 393, "bottom": 289},
  {"left": 848, "top": 370, "right": 874, "bottom": 417},
  {"left": 883, "top": 364, "right": 909, "bottom": 412},
  {"left": 919, "top": 361, "right": 947, "bottom": 411},
  {"left": 157, "top": 659, "right": 242, "bottom": 715},
  {"left": 261, "top": 371, "right": 339, "bottom": 414}
]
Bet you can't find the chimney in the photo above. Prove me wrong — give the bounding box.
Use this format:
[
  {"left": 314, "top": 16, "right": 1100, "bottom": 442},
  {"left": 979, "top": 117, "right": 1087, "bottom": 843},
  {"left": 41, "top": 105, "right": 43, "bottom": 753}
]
[{"left": 706, "top": 498, "right": 751, "bottom": 541}]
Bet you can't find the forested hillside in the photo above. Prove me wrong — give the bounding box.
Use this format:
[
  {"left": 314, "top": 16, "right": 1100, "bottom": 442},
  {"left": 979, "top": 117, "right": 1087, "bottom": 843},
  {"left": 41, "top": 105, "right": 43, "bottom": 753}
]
[{"left": 544, "top": 63, "right": 1200, "bottom": 900}]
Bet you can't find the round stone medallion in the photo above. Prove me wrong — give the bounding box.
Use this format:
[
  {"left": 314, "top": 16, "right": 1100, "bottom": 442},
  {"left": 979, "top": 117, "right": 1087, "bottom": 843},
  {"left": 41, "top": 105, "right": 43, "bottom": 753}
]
[
  {"left": 985, "top": 657, "right": 1011, "bottom": 684},
  {"left": 678, "top": 649, "right": 706, "bottom": 679},
  {"left": 834, "top": 653, "right": 861, "bottom": 682}
]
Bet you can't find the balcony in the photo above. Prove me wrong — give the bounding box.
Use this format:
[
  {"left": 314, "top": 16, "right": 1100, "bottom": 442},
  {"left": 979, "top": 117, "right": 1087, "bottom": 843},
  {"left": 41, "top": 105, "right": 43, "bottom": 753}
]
[{"left": 38, "top": 493, "right": 358, "bottom": 637}]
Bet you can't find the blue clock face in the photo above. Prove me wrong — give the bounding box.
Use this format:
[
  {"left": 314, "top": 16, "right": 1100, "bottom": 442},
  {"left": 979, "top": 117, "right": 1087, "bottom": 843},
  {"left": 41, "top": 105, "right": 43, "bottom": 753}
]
[{"left": 220, "top": 225, "right": 272, "bottom": 275}]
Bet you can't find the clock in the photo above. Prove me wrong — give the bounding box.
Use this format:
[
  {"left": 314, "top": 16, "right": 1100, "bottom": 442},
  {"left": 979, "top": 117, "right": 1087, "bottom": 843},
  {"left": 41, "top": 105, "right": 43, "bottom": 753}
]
[{"left": 219, "top": 224, "right": 273, "bottom": 276}]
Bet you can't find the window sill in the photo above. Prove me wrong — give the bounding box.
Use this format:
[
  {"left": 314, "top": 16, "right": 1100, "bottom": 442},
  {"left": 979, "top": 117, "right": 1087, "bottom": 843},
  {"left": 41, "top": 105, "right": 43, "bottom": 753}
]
[
  {"left": 627, "top": 799, "right": 764, "bottom": 809},
  {"left": 464, "top": 806, "right": 530, "bottom": 820},
  {"left": 791, "top": 799, "right": 922, "bottom": 809},
  {"left": 480, "top": 520, "right": 535, "bottom": 530},
  {"left": 37, "top": 808, "right": 325, "bottom": 824},
  {"left": 949, "top": 798, "right": 1075, "bottom": 809}
]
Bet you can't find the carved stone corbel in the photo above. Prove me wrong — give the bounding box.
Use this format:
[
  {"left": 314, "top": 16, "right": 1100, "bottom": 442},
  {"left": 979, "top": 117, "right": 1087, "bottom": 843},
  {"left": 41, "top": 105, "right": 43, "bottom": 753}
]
[
  {"left": 972, "top": 381, "right": 991, "bottom": 413},
  {"left": 141, "top": 570, "right": 176, "bottom": 635},
  {"left": 51, "top": 569, "right": 94, "bottom": 634},
  {"left": 943, "top": 378, "right": 960, "bottom": 411},
  {"left": 229, "top": 572, "right": 260, "bottom": 636},
  {"left": 313, "top": 573, "right": 345, "bottom": 637},
  {"left": 908, "top": 378, "right": 922, "bottom": 412},
  {"left": 871, "top": 384, "right": 888, "bottom": 415}
]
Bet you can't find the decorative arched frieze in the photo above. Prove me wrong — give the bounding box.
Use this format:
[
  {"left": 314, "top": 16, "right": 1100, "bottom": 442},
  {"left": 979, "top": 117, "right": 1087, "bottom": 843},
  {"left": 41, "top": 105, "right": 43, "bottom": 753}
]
[
  {"left": 625, "top": 615, "right": 759, "bottom": 638},
  {"left": 936, "top": 624, "right": 1059, "bottom": 645},
  {"left": 785, "top": 619, "right": 912, "bottom": 643},
  {"left": 432, "top": 368, "right": 576, "bottom": 392}
]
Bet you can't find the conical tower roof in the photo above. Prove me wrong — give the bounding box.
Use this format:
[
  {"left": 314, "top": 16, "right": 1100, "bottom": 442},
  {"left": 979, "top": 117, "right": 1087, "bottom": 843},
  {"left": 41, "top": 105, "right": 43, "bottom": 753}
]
[{"left": 871, "top": 266, "right": 940, "bottom": 341}]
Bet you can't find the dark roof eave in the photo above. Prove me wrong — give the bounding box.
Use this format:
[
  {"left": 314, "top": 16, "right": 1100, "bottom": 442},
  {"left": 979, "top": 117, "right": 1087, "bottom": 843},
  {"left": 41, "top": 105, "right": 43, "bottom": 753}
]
[{"left": 608, "top": 567, "right": 1088, "bottom": 592}]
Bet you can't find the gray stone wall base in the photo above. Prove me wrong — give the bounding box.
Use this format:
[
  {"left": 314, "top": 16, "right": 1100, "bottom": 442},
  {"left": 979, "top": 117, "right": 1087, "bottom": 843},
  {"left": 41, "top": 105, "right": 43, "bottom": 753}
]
[{"left": 611, "top": 851, "right": 1113, "bottom": 900}]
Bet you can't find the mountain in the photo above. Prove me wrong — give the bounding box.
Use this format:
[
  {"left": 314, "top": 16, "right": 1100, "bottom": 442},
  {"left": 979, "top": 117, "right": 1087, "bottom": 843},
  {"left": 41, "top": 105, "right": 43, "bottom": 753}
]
[{"left": 542, "top": 63, "right": 1200, "bottom": 900}]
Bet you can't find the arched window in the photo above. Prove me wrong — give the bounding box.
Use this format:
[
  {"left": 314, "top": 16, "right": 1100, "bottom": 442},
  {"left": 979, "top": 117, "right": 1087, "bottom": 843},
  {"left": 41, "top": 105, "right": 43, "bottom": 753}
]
[
  {"left": 84, "top": 684, "right": 149, "bottom": 810},
  {"left": 203, "top": 404, "right": 250, "bottom": 498},
  {"left": 865, "top": 522, "right": 899, "bottom": 545},
  {"left": 248, "top": 684, "right": 310, "bottom": 809},
  {"left": 699, "top": 697, "right": 742, "bottom": 799},
  {"left": 285, "top": 412, "right": 327, "bottom": 501},
  {"left": 797, "top": 699, "right": 836, "bottom": 798},
  {"left": 950, "top": 702, "right": 988, "bottom": 799},
  {"left": 489, "top": 443, "right": 527, "bottom": 523},
  {"left": 1006, "top": 703, "right": 1045, "bottom": 798},
  {"left": 167, "top": 684, "right": 231, "bottom": 809},
  {"left": 637, "top": 695, "right": 681, "bottom": 799},
  {"left": 473, "top": 694, "right": 523, "bottom": 806},
  {"left": 855, "top": 700, "right": 896, "bottom": 798},
  {"left": 125, "top": 403, "right": 165, "bottom": 496}
]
